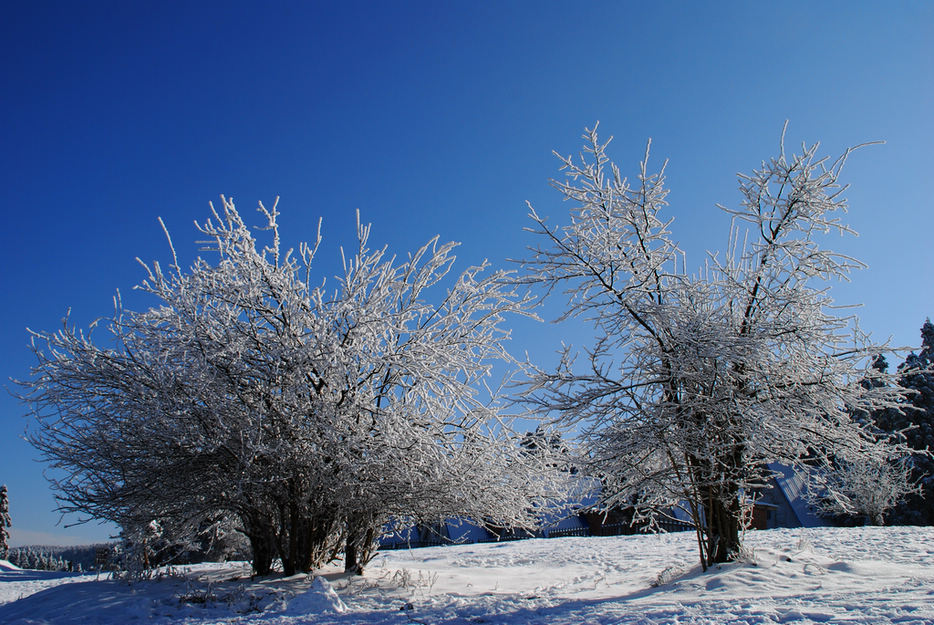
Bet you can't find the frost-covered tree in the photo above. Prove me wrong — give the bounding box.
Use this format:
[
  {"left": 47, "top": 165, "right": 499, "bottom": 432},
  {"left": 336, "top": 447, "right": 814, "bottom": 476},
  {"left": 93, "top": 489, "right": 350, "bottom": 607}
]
[
  {"left": 22, "top": 199, "right": 559, "bottom": 576},
  {"left": 519, "top": 124, "right": 911, "bottom": 569},
  {"left": 0, "top": 485, "right": 11, "bottom": 560}
]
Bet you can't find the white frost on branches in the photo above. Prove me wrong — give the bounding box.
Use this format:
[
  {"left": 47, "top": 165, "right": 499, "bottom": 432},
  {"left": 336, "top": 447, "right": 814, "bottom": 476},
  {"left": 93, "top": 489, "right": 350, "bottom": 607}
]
[
  {"left": 21, "top": 198, "right": 562, "bottom": 575},
  {"left": 814, "top": 455, "right": 918, "bottom": 526},
  {"left": 519, "top": 124, "right": 912, "bottom": 568}
]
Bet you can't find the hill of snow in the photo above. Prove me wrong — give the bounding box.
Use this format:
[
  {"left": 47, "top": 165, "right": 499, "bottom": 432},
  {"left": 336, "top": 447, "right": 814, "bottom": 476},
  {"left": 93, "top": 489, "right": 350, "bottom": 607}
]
[{"left": 1, "top": 526, "right": 933, "bottom": 624}]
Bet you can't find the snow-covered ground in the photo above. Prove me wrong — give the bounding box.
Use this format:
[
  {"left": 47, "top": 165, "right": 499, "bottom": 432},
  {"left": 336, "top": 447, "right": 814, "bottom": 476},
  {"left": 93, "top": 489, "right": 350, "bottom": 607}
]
[{"left": 2, "top": 526, "right": 933, "bottom": 624}]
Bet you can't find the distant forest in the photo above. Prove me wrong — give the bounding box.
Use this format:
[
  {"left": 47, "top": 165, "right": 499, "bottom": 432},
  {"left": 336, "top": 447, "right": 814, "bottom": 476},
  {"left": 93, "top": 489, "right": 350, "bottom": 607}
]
[{"left": 6, "top": 544, "right": 113, "bottom": 572}]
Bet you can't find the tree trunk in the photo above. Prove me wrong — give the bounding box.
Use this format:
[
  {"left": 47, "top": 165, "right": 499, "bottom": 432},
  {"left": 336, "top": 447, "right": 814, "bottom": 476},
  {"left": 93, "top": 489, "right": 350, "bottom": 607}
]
[
  {"left": 281, "top": 497, "right": 300, "bottom": 577},
  {"left": 696, "top": 440, "right": 746, "bottom": 566},
  {"left": 344, "top": 516, "right": 377, "bottom": 575},
  {"left": 247, "top": 530, "right": 275, "bottom": 576},
  {"left": 705, "top": 488, "right": 741, "bottom": 564},
  {"left": 242, "top": 512, "right": 277, "bottom": 576},
  {"left": 344, "top": 518, "right": 363, "bottom": 575},
  {"left": 306, "top": 514, "right": 339, "bottom": 572},
  {"left": 687, "top": 450, "right": 744, "bottom": 567},
  {"left": 345, "top": 538, "right": 360, "bottom": 575}
]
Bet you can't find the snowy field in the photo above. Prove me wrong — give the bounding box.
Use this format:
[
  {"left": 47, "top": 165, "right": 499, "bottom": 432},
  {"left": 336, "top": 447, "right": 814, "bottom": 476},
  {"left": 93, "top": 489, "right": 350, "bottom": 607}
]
[{"left": 2, "top": 526, "right": 933, "bottom": 624}]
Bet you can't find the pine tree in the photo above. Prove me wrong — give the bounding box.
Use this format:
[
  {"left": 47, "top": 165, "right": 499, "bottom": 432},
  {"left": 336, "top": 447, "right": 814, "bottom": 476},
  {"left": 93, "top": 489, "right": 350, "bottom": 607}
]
[
  {"left": 888, "top": 320, "right": 934, "bottom": 524},
  {"left": 0, "top": 485, "right": 11, "bottom": 560},
  {"left": 813, "top": 354, "right": 916, "bottom": 525},
  {"left": 860, "top": 321, "right": 934, "bottom": 525}
]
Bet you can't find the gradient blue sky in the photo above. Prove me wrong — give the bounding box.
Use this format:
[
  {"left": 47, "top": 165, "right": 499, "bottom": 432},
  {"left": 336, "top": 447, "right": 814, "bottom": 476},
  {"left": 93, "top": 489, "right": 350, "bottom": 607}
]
[{"left": 1, "top": 1, "right": 931, "bottom": 546}]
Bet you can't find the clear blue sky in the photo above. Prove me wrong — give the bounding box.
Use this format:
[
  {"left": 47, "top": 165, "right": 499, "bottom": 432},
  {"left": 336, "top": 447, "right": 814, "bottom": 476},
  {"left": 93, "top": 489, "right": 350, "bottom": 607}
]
[{"left": 1, "top": 1, "right": 931, "bottom": 546}]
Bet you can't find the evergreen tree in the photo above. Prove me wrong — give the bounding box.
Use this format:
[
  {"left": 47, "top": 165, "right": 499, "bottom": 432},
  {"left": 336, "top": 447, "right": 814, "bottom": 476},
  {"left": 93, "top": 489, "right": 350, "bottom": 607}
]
[
  {"left": 521, "top": 426, "right": 575, "bottom": 474},
  {"left": 890, "top": 320, "right": 934, "bottom": 524},
  {"left": 863, "top": 321, "right": 934, "bottom": 524},
  {"left": 0, "top": 485, "right": 11, "bottom": 560},
  {"left": 816, "top": 354, "right": 916, "bottom": 526}
]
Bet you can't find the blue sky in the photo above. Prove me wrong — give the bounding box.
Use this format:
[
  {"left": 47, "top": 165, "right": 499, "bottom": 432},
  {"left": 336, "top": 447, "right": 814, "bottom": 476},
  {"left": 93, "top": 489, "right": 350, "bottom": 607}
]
[{"left": 1, "top": 2, "right": 931, "bottom": 546}]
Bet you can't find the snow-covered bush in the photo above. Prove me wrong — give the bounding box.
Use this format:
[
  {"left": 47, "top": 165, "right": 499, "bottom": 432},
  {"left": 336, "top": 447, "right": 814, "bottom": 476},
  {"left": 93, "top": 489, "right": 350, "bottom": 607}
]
[{"left": 816, "top": 454, "right": 918, "bottom": 526}]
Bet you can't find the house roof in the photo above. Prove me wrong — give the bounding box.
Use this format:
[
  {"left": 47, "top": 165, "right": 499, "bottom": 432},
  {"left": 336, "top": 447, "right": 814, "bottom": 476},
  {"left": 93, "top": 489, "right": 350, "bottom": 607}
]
[{"left": 768, "top": 462, "right": 826, "bottom": 528}]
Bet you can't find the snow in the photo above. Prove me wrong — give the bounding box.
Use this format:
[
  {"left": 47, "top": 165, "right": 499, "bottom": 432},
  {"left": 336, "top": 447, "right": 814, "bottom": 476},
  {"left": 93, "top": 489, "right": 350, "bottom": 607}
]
[
  {"left": 2, "top": 526, "right": 933, "bottom": 624},
  {"left": 284, "top": 577, "right": 347, "bottom": 614}
]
